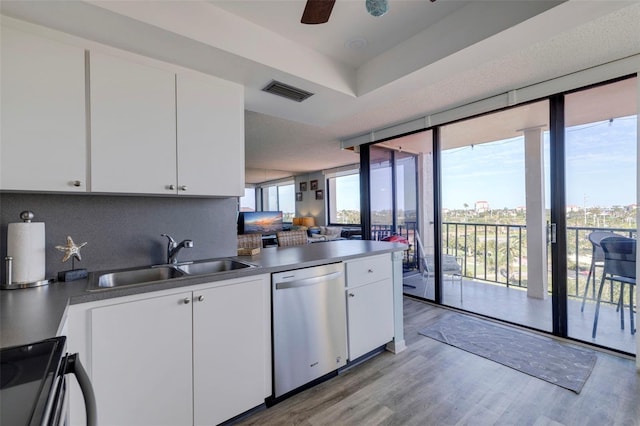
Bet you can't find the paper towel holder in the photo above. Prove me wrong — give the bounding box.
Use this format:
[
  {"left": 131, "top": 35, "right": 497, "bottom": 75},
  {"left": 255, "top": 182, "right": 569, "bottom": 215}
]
[
  {"left": 1, "top": 211, "right": 55, "bottom": 290},
  {"left": 20, "top": 210, "right": 34, "bottom": 222}
]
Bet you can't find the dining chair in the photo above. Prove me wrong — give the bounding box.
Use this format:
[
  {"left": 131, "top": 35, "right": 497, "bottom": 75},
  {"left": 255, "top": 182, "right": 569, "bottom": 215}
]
[
  {"left": 581, "top": 230, "right": 621, "bottom": 313},
  {"left": 237, "top": 233, "right": 262, "bottom": 249},
  {"left": 591, "top": 236, "right": 636, "bottom": 339},
  {"left": 276, "top": 230, "right": 309, "bottom": 247}
]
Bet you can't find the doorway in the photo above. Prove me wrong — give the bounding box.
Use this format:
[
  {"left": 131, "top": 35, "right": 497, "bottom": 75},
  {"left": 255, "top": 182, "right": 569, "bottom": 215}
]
[{"left": 439, "top": 101, "right": 552, "bottom": 331}]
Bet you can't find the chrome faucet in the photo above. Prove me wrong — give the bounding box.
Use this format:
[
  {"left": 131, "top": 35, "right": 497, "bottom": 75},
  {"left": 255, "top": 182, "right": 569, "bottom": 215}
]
[{"left": 161, "top": 234, "right": 194, "bottom": 264}]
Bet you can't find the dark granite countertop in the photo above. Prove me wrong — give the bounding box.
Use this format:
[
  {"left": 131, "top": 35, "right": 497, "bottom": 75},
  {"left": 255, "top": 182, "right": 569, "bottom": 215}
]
[{"left": 1, "top": 240, "right": 405, "bottom": 349}]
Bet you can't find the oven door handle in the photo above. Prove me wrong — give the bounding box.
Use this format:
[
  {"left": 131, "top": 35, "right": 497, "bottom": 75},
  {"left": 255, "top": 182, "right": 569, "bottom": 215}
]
[{"left": 65, "top": 354, "right": 97, "bottom": 426}]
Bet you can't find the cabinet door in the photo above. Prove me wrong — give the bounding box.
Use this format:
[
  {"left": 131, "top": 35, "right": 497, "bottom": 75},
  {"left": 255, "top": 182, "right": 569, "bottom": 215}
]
[
  {"left": 193, "top": 276, "right": 270, "bottom": 425},
  {"left": 91, "top": 292, "right": 193, "bottom": 426},
  {"left": 347, "top": 278, "right": 394, "bottom": 360},
  {"left": 176, "top": 73, "right": 244, "bottom": 196},
  {"left": 1, "top": 26, "right": 86, "bottom": 192},
  {"left": 90, "top": 52, "right": 177, "bottom": 194}
]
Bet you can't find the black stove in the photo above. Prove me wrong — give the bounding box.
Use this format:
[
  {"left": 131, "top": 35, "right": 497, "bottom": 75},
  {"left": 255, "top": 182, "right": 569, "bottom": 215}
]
[{"left": 1, "top": 337, "right": 96, "bottom": 426}]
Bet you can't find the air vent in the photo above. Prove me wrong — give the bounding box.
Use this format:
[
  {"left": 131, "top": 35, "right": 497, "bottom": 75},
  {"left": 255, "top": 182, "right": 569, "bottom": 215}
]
[{"left": 262, "top": 80, "right": 314, "bottom": 102}]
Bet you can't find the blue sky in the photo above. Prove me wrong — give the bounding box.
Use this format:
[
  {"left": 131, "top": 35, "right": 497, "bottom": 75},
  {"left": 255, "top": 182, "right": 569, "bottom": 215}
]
[
  {"left": 441, "top": 116, "right": 637, "bottom": 210},
  {"left": 335, "top": 173, "right": 361, "bottom": 211}
]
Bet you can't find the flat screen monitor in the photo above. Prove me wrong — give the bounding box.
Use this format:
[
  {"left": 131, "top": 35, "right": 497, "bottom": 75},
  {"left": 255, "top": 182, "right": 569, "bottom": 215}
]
[{"left": 238, "top": 211, "right": 283, "bottom": 234}]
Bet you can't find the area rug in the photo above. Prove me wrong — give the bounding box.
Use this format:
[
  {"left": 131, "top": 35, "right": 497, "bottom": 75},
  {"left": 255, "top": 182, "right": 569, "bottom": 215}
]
[{"left": 419, "top": 314, "right": 597, "bottom": 393}]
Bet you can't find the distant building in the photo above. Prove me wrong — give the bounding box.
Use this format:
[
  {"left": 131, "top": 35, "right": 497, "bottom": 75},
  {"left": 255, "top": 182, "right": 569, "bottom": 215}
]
[
  {"left": 475, "top": 200, "right": 490, "bottom": 213},
  {"left": 566, "top": 205, "right": 581, "bottom": 213},
  {"left": 515, "top": 206, "right": 526, "bottom": 212},
  {"left": 626, "top": 204, "right": 637, "bottom": 211}
]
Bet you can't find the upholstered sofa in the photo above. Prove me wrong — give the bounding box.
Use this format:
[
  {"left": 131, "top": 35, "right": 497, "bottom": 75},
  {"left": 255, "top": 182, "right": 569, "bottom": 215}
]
[{"left": 308, "top": 226, "right": 343, "bottom": 242}]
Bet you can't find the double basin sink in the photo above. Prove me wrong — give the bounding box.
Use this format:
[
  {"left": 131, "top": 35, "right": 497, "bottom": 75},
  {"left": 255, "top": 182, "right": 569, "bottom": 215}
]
[{"left": 89, "top": 259, "right": 254, "bottom": 291}]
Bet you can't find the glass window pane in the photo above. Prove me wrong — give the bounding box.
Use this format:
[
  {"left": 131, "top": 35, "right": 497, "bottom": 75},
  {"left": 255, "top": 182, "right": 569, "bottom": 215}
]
[
  {"left": 440, "top": 100, "right": 551, "bottom": 332},
  {"left": 264, "top": 186, "right": 278, "bottom": 211},
  {"left": 565, "top": 77, "right": 637, "bottom": 354},
  {"left": 328, "top": 173, "right": 360, "bottom": 224},
  {"left": 239, "top": 188, "right": 256, "bottom": 212},
  {"left": 369, "top": 131, "right": 432, "bottom": 301},
  {"left": 278, "top": 184, "right": 295, "bottom": 222},
  {"left": 370, "top": 147, "right": 393, "bottom": 235}
]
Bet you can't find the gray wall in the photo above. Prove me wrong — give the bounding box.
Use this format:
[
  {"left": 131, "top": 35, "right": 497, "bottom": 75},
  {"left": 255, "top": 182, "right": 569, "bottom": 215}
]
[
  {"left": 294, "top": 172, "right": 326, "bottom": 226},
  {"left": 1, "top": 193, "right": 237, "bottom": 281}
]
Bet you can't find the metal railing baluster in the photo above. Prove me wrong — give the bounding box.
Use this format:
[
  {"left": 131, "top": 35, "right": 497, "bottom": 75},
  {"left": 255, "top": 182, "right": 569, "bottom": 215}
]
[{"left": 439, "top": 222, "right": 635, "bottom": 306}]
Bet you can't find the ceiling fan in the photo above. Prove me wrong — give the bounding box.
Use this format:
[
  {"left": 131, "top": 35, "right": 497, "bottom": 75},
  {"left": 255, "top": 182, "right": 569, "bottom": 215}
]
[{"left": 301, "top": 0, "right": 436, "bottom": 25}]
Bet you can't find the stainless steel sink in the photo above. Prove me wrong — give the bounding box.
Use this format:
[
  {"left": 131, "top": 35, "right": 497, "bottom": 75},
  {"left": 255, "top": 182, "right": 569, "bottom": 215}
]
[
  {"left": 92, "top": 266, "right": 185, "bottom": 290},
  {"left": 88, "top": 260, "right": 254, "bottom": 291},
  {"left": 177, "top": 260, "right": 253, "bottom": 275}
]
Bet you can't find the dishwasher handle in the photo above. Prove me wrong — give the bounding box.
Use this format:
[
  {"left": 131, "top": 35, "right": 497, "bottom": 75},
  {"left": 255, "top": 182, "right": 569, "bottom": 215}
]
[{"left": 274, "top": 271, "right": 343, "bottom": 290}]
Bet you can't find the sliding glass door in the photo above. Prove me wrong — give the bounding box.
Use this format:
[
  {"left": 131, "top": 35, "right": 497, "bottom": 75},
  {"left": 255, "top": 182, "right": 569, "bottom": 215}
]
[
  {"left": 563, "top": 77, "right": 637, "bottom": 354},
  {"left": 359, "top": 76, "right": 638, "bottom": 354},
  {"left": 369, "top": 132, "right": 435, "bottom": 300},
  {"left": 439, "top": 101, "right": 552, "bottom": 332}
]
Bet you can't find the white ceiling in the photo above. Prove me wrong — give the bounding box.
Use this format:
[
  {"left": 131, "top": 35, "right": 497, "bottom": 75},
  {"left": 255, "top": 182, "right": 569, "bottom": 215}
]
[{"left": 2, "top": 0, "right": 639, "bottom": 184}]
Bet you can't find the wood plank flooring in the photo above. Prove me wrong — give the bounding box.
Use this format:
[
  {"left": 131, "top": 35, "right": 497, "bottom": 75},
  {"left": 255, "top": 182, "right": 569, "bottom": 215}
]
[{"left": 236, "top": 297, "right": 639, "bottom": 426}]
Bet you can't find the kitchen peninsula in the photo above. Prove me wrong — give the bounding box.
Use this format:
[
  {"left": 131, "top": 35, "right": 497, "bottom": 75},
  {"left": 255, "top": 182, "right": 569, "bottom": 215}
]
[{"left": 1, "top": 239, "right": 407, "bottom": 426}]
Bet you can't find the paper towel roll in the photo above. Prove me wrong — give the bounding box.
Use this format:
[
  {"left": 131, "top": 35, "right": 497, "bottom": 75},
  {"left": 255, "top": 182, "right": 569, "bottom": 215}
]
[{"left": 7, "top": 222, "right": 46, "bottom": 284}]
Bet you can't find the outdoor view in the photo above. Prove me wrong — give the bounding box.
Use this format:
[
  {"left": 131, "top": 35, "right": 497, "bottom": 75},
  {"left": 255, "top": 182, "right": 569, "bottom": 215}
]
[
  {"left": 438, "top": 78, "right": 637, "bottom": 353},
  {"left": 328, "top": 173, "right": 360, "bottom": 224},
  {"left": 441, "top": 116, "right": 637, "bottom": 289}
]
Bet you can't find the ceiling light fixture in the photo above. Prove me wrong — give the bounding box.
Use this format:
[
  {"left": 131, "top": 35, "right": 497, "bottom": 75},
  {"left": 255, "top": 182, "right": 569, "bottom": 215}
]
[{"left": 366, "top": 0, "right": 389, "bottom": 17}]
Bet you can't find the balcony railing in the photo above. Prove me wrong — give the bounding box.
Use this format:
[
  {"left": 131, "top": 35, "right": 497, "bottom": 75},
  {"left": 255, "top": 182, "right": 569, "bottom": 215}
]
[
  {"left": 442, "top": 222, "right": 636, "bottom": 305},
  {"left": 443, "top": 222, "right": 526, "bottom": 288}
]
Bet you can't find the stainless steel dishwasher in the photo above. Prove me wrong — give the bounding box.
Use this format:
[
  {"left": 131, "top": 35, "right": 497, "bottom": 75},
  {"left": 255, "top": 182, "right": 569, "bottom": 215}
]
[{"left": 272, "top": 262, "right": 347, "bottom": 398}]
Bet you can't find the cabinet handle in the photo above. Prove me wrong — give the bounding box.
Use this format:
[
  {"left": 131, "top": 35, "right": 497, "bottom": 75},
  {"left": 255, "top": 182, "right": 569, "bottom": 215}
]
[
  {"left": 180, "top": 185, "right": 188, "bottom": 191},
  {"left": 197, "top": 295, "right": 204, "bottom": 302},
  {"left": 182, "top": 297, "right": 190, "bottom": 304},
  {"left": 168, "top": 184, "right": 176, "bottom": 191},
  {"left": 348, "top": 293, "right": 355, "bottom": 297},
  {"left": 72, "top": 180, "right": 82, "bottom": 187}
]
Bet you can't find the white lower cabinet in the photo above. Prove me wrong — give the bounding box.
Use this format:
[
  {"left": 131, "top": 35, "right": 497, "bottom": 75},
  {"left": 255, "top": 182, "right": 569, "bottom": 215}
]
[
  {"left": 193, "top": 278, "right": 270, "bottom": 425},
  {"left": 345, "top": 254, "right": 394, "bottom": 360},
  {"left": 91, "top": 291, "right": 194, "bottom": 425},
  {"left": 69, "top": 274, "right": 271, "bottom": 426}
]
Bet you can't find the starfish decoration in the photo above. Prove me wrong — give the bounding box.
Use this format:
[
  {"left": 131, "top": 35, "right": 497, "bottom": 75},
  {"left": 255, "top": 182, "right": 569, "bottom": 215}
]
[{"left": 55, "top": 236, "right": 88, "bottom": 263}]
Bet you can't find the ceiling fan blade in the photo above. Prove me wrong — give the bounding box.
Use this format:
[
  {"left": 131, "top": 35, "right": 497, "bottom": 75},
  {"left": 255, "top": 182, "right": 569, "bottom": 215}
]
[{"left": 301, "top": 0, "right": 336, "bottom": 24}]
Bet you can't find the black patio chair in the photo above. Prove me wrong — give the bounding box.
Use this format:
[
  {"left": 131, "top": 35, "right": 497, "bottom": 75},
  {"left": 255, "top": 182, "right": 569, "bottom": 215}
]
[
  {"left": 581, "top": 230, "right": 621, "bottom": 313},
  {"left": 591, "top": 236, "right": 636, "bottom": 339}
]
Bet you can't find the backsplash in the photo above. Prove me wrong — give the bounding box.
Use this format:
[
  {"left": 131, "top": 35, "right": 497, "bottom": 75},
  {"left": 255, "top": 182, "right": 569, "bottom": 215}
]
[{"left": 0, "top": 193, "right": 238, "bottom": 282}]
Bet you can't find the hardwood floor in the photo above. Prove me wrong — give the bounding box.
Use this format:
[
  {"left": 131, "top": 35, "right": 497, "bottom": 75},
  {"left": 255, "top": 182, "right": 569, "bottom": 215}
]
[{"left": 236, "top": 297, "right": 639, "bottom": 426}]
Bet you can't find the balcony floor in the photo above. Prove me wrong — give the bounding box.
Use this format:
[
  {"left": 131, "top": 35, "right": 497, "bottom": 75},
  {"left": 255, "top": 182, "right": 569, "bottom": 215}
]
[{"left": 403, "top": 273, "right": 636, "bottom": 354}]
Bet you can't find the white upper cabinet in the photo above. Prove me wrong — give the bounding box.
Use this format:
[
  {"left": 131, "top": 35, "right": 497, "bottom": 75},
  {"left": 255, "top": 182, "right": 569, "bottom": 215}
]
[
  {"left": 2, "top": 23, "right": 245, "bottom": 197},
  {"left": 90, "top": 52, "right": 245, "bottom": 196},
  {"left": 90, "top": 52, "right": 177, "bottom": 194},
  {"left": 1, "top": 26, "right": 87, "bottom": 192},
  {"left": 176, "top": 73, "right": 245, "bottom": 196}
]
